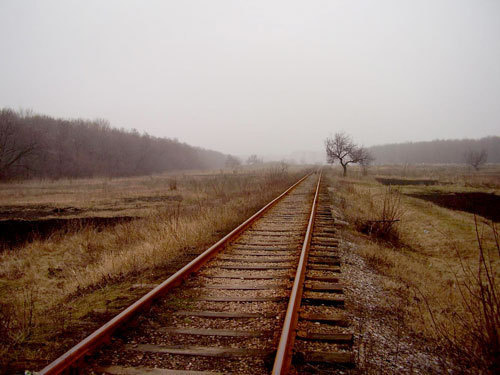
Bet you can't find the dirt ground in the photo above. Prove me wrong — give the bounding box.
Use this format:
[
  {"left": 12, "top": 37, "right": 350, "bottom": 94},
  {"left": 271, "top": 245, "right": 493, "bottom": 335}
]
[
  {"left": 407, "top": 191, "right": 499, "bottom": 222},
  {"left": 375, "top": 177, "right": 438, "bottom": 186},
  {"left": 0, "top": 171, "right": 245, "bottom": 250}
]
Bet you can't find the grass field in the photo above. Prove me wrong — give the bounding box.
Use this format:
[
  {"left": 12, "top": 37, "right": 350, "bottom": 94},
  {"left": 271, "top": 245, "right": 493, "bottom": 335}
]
[
  {"left": 1, "top": 163, "right": 498, "bottom": 374},
  {"left": 0, "top": 165, "right": 308, "bottom": 374},
  {"left": 325, "top": 164, "right": 499, "bottom": 373}
]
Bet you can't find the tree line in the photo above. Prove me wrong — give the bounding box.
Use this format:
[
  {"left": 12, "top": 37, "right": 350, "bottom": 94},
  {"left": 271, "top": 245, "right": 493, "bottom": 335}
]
[
  {"left": 0, "top": 109, "right": 227, "bottom": 180},
  {"left": 368, "top": 136, "right": 500, "bottom": 165},
  {"left": 325, "top": 132, "right": 499, "bottom": 176}
]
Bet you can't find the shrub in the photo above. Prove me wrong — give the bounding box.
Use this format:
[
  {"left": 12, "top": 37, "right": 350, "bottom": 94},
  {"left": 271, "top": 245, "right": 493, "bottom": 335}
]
[
  {"left": 356, "top": 186, "right": 405, "bottom": 244},
  {"left": 168, "top": 178, "right": 177, "bottom": 191}
]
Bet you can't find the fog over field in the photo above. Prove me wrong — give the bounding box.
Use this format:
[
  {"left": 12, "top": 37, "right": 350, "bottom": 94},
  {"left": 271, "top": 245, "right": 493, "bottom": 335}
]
[
  {"left": 2, "top": 3, "right": 500, "bottom": 374},
  {"left": 1, "top": 0, "right": 499, "bottom": 157}
]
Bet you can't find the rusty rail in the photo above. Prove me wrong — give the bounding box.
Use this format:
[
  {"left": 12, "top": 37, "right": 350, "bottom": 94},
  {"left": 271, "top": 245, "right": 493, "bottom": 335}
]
[
  {"left": 38, "top": 173, "right": 312, "bottom": 375},
  {"left": 272, "top": 171, "right": 322, "bottom": 374}
]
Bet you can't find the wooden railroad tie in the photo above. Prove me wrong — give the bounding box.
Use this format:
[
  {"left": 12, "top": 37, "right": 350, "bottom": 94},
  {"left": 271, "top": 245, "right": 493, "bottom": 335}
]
[
  {"left": 303, "top": 293, "right": 345, "bottom": 306},
  {"left": 304, "top": 282, "right": 344, "bottom": 292},
  {"left": 307, "top": 264, "right": 341, "bottom": 272},
  {"left": 299, "top": 312, "right": 347, "bottom": 326},
  {"left": 200, "top": 273, "right": 293, "bottom": 280},
  {"left": 305, "top": 275, "right": 340, "bottom": 283},
  {"left": 96, "top": 366, "right": 226, "bottom": 375},
  {"left": 217, "top": 264, "right": 293, "bottom": 270},
  {"left": 173, "top": 310, "right": 275, "bottom": 319},
  {"left": 217, "top": 256, "right": 294, "bottom": 263},
  {"left": 297, "top": 351, "right": 354, "bottom": 365},
  {"left": 198, "top": 283, "right": 287, "bottom": 290},
  {"left": 159, "top": 327, "right": 270, "bottom": 337},
  {"left": 124, "top": 344, "right": 274, "bottom": 358},
  {"left": 196, "top": 296, "right": 286, "bottom": 302},
  {"left": 296, "top": 331, "right": 353, "bottom": 343}
]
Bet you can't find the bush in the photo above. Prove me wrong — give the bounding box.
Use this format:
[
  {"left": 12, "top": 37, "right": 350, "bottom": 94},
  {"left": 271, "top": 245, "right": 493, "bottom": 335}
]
[
  {"left": 168, "top": 178, "right": 177, "bottom": 191},
  {"left": 356, "top": 186, "right": 405, "bottom": 244}
]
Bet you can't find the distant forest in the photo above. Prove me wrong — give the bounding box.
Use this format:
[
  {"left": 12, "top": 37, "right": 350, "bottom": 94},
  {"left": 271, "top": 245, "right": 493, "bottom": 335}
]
[
  {"left": 369, "top": 136, "right": 500, "bottom": 164},
  {"left": 0, "top": 109, "right": 226, "bottom": 180}
]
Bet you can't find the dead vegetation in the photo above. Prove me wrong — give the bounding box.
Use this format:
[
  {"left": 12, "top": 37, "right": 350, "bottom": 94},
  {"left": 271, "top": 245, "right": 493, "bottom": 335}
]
[
  {"left": 354, "top": 186, "right": 405, "bottom": 245},
  {"left": 420, "top": 220, "right": 499, "bottom": 373},
  {"left": 326, "top": 165, "right": 500, "bottom": 374},
  {"left": 368, "top": 163, "right": 500, "bottom": 188},
  {"left": 0, "top": 165, "right": 304, "bottom": 373}
]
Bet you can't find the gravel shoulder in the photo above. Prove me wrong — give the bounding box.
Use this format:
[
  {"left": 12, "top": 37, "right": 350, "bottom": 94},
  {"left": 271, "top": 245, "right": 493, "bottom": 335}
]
[{"left": 338, "top": 232, "right": 455, "bottom": 374}]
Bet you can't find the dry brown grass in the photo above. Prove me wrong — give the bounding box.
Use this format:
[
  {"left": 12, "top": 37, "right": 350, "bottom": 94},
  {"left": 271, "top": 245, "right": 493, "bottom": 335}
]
[
  {"left": 421, "top": 219, "right": 499, "bottom": 372},
  {"left": 0, "top": 168, "right": 291, "bottom": 219},
  {"left": 326, "top": 165, "right": 500, "bottom": 373},
  {"left": 354, "top": 186, "right": 406, "bottom": 245},
  {"left": 330, "top": 163, "right": 500, "bottom": 189},
  {"left": 0, "top": 165, "right": 306, "bottom": 373}
]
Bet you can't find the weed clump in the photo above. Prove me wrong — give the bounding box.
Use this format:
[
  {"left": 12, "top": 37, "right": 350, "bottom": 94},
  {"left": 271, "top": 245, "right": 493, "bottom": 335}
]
[
  {"left": 355, "top": 186, "right": 405, "bottom": 246},
  {"left": 168, "top": 178, "right": 177, "bottom": 191}
]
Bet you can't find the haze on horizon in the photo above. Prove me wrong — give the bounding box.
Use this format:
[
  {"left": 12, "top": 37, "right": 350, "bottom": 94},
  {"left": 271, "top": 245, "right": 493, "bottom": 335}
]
[{"left": 1, "top": 0, "right": 499, "bottom": 157}]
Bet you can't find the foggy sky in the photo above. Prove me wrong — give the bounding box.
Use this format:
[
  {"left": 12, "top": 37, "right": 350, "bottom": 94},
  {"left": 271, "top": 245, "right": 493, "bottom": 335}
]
[{"left": 1, "top": 0, "right": 499, "bottom": 156}]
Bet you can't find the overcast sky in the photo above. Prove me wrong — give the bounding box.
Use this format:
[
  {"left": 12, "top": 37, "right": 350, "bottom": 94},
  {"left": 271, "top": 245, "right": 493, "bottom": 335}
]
[{"left": 1, "top": 1, "right": 499, "bottom": 156}]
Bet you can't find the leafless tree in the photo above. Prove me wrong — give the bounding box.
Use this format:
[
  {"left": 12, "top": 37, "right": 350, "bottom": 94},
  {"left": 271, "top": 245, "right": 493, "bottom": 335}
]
[
  {"left": 0, "top": 108, "right": 229, "bottom": 180},
  {"left": 0, "top": 111, "right": 36, "bottom": 179},
  {"left": 465, "top": 149, "right": 488, "bottom": 171},
  {"left": 360, "top": 151, "right": 375, "bottom": 176},
  {"left": 225, "top": 155, "right": 241, "bottom": 171},
  {"left": 325, "top": 132, "right": 374, "bottom": 176},
  {"left": 246, "top": 154, "right": 263, "bottom": 165},
  {"left": 279, "top": 160, "right": 288, "bottom": 174}
]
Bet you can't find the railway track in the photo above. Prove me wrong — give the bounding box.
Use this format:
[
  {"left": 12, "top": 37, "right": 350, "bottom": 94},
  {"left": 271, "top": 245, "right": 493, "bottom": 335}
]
[{"left": 38, "top": 172, "right": 353, "bottom": 375}]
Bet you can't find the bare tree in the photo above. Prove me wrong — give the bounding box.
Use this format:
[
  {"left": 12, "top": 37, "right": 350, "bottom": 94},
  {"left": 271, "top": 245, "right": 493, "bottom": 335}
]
[
  {"left": 279, "top": 160, "right": 288, "bottom": 174},
  {"left": 246, "top": 154, "right": 263, "bottom": 165},
  {"left": 465, "top": 149, "right": 488, "bottom": 171},
  {"left": 325, "top": 132, "right": 373, "bottom": 176},
  {"left": 0, "top": 111, "right": 36, "bottom": 179},
  {"left": 0, "top": 108, "right": 232, "bottom": 179},
  {"left": 360, "top": 151, "right": 375, "bottom": 176},
  {"left": 225, "top": 155, "right": 241, "bottom": 171}
]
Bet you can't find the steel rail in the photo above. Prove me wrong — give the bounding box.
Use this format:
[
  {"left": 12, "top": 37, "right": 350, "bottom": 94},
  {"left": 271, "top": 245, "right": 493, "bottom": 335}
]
[
  {"left": 272, "top": 170, "right": 322, "bottom": 374},
  {"left": 38, "top": 173, "right": 312, "bottom": 375}
]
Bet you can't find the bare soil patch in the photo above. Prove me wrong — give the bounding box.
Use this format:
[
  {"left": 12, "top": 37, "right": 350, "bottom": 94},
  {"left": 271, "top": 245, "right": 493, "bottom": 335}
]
[
  {"left": 119, "top": 194, "right": 183, "bottom": 204},
  {"left": 375, "top": 177, "right": 438, "bottom": 186},
  {"left": 0, "top": 191, "right": 184, "bottom": 250},
  {"left": 0, "top": 204, "right": 84, "bottom": 220},
  {"left": 0, "top": 216, "right": 137, "bottom": 250},
  {"left": 407, "top": 191, "right": 500, "bottom": 222}
]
